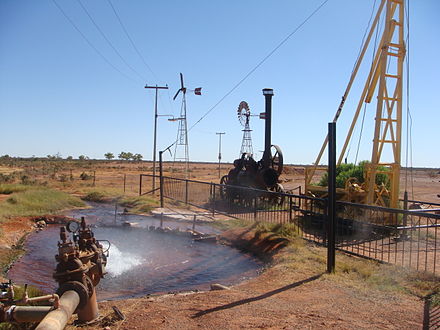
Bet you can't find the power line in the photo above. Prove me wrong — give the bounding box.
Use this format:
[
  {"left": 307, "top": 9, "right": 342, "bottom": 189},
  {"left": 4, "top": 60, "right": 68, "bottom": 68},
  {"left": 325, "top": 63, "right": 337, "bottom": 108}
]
[
  {"left": 76, "top": 0, "right": 146, "bottom": 82},
  {"left": 52, "top": 0, "right": 138, "bottom": 84},
  {"left": 158, "top": 0, "right": 330, "bottom": 153},
  {"left": 188, "top": 0, "right": 330, "bottom": 133},
  {"left": 106, "top": 0, "right": 159, "bottom": 81}
]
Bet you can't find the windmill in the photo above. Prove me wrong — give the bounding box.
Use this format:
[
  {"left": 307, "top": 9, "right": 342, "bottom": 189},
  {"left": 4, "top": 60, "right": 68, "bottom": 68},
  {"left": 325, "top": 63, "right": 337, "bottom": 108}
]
[
  {"left": 170, "top": 73, "right": 201, "bottom": 178},
  {"left": 237, "top": 101, "right": 253, "bottom": 158}
]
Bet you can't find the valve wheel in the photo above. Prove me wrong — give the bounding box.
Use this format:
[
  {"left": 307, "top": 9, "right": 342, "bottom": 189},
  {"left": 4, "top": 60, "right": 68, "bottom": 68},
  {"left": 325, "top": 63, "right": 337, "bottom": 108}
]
[
  {"left": 220, "top": 175, "right": 229, "bottom": 199},
  {"left": 270, "top": 145, "right": 283, "bottom": 175}
]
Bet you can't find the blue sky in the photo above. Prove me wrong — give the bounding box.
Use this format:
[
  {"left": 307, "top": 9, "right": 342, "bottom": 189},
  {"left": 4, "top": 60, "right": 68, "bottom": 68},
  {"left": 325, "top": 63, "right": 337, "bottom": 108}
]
[{"left": 1, "top": 0, "right": 439, "bottom": 167}]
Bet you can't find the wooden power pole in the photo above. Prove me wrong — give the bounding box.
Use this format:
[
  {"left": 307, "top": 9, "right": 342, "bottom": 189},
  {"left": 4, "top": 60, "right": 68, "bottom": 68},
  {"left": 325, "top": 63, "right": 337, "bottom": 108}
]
[{"left": 144, "top": 84, "right": 168, "bottom": 192}]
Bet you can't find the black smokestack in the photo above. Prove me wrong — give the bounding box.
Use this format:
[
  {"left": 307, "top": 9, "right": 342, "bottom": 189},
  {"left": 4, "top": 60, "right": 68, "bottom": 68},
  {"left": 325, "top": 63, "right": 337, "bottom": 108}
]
[{"left": 262, "top": 88, "right": 274, "bottom": 167}]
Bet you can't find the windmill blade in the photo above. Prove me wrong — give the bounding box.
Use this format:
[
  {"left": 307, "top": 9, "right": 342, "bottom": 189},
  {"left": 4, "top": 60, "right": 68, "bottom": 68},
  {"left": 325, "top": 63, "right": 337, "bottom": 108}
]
[
  {"left": 180, "top": 73, "right": 184, "bottom": 90},
  {"left": 173, "top": 89, "right": 181, "bottom": 101}
]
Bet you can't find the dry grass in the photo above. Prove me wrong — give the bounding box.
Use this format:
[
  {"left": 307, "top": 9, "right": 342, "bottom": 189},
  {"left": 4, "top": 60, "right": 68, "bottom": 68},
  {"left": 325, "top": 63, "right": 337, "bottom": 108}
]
[
  {"left": 0, "top": 187, "right": 84, "bottom": 221},
  {"left": 244, "top": 222, "right": 440, "bottom": 300},
  {"left": 119, "top": 195, "right": 159, "bottom": 213}
]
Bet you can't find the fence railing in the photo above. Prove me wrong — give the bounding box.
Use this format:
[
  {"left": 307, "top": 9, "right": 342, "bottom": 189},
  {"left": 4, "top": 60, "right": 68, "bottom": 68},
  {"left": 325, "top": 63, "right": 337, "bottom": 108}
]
[{"left": 150, "top": 174, "right": 440, "bottom": 276}]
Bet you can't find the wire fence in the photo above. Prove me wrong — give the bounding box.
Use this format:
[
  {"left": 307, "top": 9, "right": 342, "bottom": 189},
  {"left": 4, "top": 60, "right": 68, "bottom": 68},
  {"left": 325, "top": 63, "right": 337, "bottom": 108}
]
[{"left": 146, "top": 174, "right": 440, "bottom": 276}]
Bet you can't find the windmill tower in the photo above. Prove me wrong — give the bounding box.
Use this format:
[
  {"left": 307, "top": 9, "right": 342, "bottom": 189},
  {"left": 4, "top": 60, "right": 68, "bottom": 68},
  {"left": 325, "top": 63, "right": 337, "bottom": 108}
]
[
  {"left": 171, "top": 73, "right": 201, "bottom": 178},
  {"left": 237, "top": 101, "right": 253, "bottom": 157}
]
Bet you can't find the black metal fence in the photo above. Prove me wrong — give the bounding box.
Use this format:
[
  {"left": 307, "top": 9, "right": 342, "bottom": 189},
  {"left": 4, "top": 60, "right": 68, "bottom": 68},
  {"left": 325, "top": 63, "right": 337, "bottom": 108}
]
[{"left": 140, "top": 174, "right": 440, "bottom": 276}]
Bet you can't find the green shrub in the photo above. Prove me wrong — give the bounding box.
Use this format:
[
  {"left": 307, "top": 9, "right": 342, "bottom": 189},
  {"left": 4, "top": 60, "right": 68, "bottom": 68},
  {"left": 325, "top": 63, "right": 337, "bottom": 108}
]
[
  {"left": 79, "top": 172, "right": 92, "bottom": 180},
  {"left": 318, "top": 161, "right": 390, "bottom": 189},
  {"left": 119, "top": 195, "right": 158, "bottom": 214},
  {"left": 20, "top": 175, "right": 35, "bottom": 185},
  {"left": 82, "top": 191, "right": 106, "bottom": 202},
  {"left": 0, "top": 173, "right": 16, "bottom": 183},
  {"left": 255, "top": 222, "right": 301, "bottom": 241}
]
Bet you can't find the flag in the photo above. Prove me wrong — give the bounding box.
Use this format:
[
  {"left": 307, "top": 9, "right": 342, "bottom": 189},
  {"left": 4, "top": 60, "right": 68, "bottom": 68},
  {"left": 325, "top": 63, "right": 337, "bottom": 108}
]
[{"left": 194, "top": 87, "right": 202, "bottom": 95}]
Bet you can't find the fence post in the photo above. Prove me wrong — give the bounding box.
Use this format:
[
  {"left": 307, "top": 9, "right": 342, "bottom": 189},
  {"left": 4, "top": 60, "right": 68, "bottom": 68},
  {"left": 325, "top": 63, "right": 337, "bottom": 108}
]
[
  {"left": 93, "top": 171, "right": 96, "bottom": 187},
  {"left": 289, "top": 195, "right": 293, "bottom": 223},
  {"left": 138, "top": 174, "right": 141, "bottom": 195},
  {"left": 254, "top": 195, "right": 258, "bottom": 222},
  {"left": 327, "top": 122, "right": 336, "bottom": 273},
  {"left": 159, "top": 151, "right": 164, "bottom": 208},
  {"left": 185, "top": 180, "right": 189, "bottom": 205},
  {"left": 402, "top": 190, "right": 408, "bottom": 239},
  {"left": 212, "top": 183, "right": 216, "bottom": 217}
]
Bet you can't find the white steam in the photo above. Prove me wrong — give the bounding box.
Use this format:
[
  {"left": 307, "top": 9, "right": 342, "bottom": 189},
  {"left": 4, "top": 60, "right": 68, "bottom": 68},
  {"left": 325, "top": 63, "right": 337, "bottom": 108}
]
[{"left": 106, "top": 245, "right": 143, "bottom": 277}]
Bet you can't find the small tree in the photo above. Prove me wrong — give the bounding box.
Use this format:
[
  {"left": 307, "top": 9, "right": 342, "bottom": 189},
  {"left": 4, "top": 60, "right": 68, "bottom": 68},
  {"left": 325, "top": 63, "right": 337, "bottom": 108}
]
[
  {"left": 132, "top": 153, "right": 143, "bottom": 162},
  {"left": 78, "top": 155, "right": 88, "bottom": 161},
  {"left": 118, "top": 151, "right": 133, "bottom": 161},
  {"left": 104, "top": 152, "right": 114, "bottom": 160},
  {"left": 125, "top": 152, "right": 133, "bottom": 161},
  {"left": 118, "top": 152, "right": 127, "bottom": 161}
]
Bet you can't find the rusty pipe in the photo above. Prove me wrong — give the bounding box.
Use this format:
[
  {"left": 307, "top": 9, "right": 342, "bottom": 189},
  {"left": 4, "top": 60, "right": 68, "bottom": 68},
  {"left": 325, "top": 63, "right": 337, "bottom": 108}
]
[
  {"left": 7, "top": 306, "right": 53, "bottom": 323},
  {"left": 24, "top": 294, "right": 60, "bottom": 308},
  {"left": 77, "top": 287, "right": 98, "bottom": 323},
  {"left": 35, "top": 290, "right": 80, "bottom": 330}
]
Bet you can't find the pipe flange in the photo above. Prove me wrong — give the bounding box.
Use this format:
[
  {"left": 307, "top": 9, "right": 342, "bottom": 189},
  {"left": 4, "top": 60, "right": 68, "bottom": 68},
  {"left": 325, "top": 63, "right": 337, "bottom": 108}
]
[
  {"left": 83, "top": 276, "right": 94, "bottom": 298},
  {"left": 57, "top": 281, "right": 88, "bottom": 310}
]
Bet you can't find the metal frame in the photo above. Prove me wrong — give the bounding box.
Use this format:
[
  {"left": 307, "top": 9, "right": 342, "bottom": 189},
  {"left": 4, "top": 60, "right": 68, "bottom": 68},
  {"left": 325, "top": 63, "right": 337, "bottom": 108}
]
[
  {"left": 306, "top": 0, "right": 406, "bottom": 209},
  {"left": 153, "top": 173, "right": 439, "bottom": 276}
]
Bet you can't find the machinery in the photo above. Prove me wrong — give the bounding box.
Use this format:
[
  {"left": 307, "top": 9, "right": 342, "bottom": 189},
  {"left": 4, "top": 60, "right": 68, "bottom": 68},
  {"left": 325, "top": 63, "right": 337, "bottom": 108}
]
[
  {"left": 0, "top": 217, "right": 108, "bottom": 329},
  {"left": 305, "top": 0, "right": 406, "bottom": 209},
  {"left": 220, "top": 88, "right": 284, "bottom": 201}
]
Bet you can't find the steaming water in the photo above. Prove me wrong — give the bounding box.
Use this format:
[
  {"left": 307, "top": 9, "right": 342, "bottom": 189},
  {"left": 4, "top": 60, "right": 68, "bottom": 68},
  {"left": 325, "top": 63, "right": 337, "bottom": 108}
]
[
  {"left": 7, "top": 204, "right": 262, "bottom": 300},
  {"left": 105, "top": 245, "right": 143, "bottom": 277}
]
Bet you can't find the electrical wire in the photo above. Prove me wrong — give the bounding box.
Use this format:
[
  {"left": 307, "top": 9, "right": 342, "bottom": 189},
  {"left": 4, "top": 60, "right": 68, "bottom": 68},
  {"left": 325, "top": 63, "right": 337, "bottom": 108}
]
[
  {"left": 106, "top": 0, "right": 159, "bottom": 82},
  {"left": 52, "top": 0, "right": 138, "bottom": 84},
  {"left": 160, "top": 0, "right": 330, "bottom": 154},
  {"left": 105, "top": 0, "right": 167, "bottom": 115},
  {"left": 187, "top": 0, "right": 330, "bottom": 134},
  {"left": 76, "top": 0, "right": 146, "bottom": 82},
  {"left": 350, "top": 0, "right": 377, "bottom": 77},
  {"left": 354, "top": 104, "right": 367, "bottom": 165},
  {"left": 351, "top": 1, "right": 382, "bottom": 165},
  {"left": 346, "top": 0, "right": 377, "bottom": 164}
]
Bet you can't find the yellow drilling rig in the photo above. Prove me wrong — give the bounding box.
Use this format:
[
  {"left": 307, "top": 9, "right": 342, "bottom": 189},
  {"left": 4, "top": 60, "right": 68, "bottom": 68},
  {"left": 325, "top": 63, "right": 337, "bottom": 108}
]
[{"left": 305, "top": 0, "right": 406, "bottom": 209}]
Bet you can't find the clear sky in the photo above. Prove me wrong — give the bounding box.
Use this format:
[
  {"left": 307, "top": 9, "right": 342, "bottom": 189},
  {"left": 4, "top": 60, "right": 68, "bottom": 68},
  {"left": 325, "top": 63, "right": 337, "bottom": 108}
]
[{"left": 1, "top": 0, "right": 439, "bottom": 167}]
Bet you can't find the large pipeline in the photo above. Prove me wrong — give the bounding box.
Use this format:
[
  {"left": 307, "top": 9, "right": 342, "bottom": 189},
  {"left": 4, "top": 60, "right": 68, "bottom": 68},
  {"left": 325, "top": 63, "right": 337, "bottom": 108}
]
[
  {"left": 35, "top": 290, "right": 80, "bottom": 330},
  {"left": 7, "top": 306, "right": 53, "bottom": 323}
]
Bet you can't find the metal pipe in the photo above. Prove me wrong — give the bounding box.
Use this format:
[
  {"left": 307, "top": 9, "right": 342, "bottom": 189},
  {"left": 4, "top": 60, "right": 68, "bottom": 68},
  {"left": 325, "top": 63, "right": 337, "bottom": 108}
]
[
  {"left": 35, "top": 290, "right": 80, "bottom": 330},
  {"left": 77, "top": 288, "right": 98, "bottom": 323},
  {"left": 9, "top": 306, "right": 53, "bottom": 323},
  {"left": 25, "top": 294, "right": 59, "bottom": 308},
  {"left": 159, "top": 150, "right": 164, "bottom": 207},
  {"left": 327, "top": 122, "right": 337, "bottom": 274}
]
